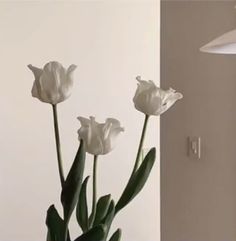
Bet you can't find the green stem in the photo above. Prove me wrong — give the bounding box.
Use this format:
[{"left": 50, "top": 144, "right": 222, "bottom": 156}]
[
  {"left": 52, "top": 104, "right": 65, "bottom": 188},
  {"left": 114, "top": 114, "right": 149, "bottom": 217},
  {"left": 132, "top": 114, "right": 149, "bottom": 175},
  {"left": 102, "top": 115, "right": 150, "bottom": 236},
  {"left": 90, "top": 155, "right": 98, "bottom": 227}
]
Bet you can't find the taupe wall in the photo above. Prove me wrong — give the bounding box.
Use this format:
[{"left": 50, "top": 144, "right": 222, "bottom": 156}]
[{"left": 161, "top": 1, "right": 236, "bottom": 241}]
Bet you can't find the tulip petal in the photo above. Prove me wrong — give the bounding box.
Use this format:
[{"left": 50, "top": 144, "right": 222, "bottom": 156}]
[
  {"left": 57, "top": 64, "right": 76, "bottom": 101},
  {"left": 134, "top": 88, "right": 160, "bottom": 115},
  {"left": 160, "top": 92, "right": 183, "bottom": 115},
  {"left": 89, "top": 117, "right": 104, "bottom": 155},
  {"left": 28, "top": 64, "right": 43, "bottom": 80},
  {"left": 31, "top": 82, "right": 39, "bottom": 98},
  {"left": 102, "top": 119, "right": 124, "bottom": 155},
  {"left": 28, "top": 64, "right": 44, "bottom": 100},
  {"left": 133, "top": 76, "right": 155, "bottom": 102},
  {"left": 77, "top": 116, "right": 91, "bottom": 127},
  {"left": 105, "top": 118, "right": 122, "bottom": 128},
  {"left": 39, "top": 62, "right": 63, "bottom": 104},
  {"left": 102, "top": 122, "right": 113, "bottom": 140},
  {"left": 67, "top": 64, "right": 77, "bottom": 77}
]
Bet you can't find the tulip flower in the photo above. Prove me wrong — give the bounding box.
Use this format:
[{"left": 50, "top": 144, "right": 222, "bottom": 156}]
[
  {"left": 77, "top": 116, "right": 124, "bottom": 227},
  {"left": 28, "top": 61, "right": 77, "bottom": 105},
  {"left": 28, "top": 61, "right": 77, "bottom": 187},
  {"left": 133, "top": 76, "right": 183, "bottom": 116},
  {"left": 77, "top": 116, "right": 124, "bottom": 156},
  {"left": 131, "top": 76, "right": 183, "bottom": 173}
]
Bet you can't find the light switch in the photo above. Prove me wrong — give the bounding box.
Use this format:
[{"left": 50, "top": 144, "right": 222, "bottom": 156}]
[{"left": 188, "top": 136, "right": 201, "bottom": 159}]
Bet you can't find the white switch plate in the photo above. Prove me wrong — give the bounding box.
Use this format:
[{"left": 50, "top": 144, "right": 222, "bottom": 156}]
[{"left": 188, "top": 136, "right": 201, "bottom": 159}]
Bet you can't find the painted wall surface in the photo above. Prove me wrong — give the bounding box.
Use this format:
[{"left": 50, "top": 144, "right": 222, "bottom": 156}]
[
  {"left": 161, "top": 1, "right": 236, "bottom": 241},
  {"left": 0, "top": 1, "right": 159, "bottom": 241}
]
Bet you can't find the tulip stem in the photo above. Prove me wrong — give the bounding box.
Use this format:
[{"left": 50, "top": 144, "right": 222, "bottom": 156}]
[
  {"left": 114, "top": 115, "right": 149, "bottom": 216},
  {"left": 90, "top": 155, "right": 98, "bottom": 227},
  {"left": 132, "top": 114, "right": 149, "bottom": 174},
  {"left": 52, "top": 104, "right": 65, "bottom": 188}
]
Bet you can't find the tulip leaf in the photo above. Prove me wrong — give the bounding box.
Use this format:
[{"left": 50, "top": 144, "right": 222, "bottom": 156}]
[
  {"left": 46, "top": 205, "right": 70, "bottom": 241},
  {"left": 61, "top": 140, "right": 86, "bottom": 224},
  {"left": 101, "top": 200, "right": 115, "bottom": 240},
  {"left": 74, "top": 224, "right": 106, "bottom": 241},
  {"left": 103, "top": 200, "right": 115, "bottom": 227},
  {"left": 109, "top": 229, "right": 122, "bottom": 241},
  {"left": 115, "top": 147, "right": 156, "bottom": 213},
  {"left": 93, "top": 194, "right": 111, "bottom": 227},
  {"left": 76, "top": 176, "right": 90, "bottom": 232}
]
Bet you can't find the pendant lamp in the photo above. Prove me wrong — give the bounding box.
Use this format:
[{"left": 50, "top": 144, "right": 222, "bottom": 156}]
[{"left": 200, "top": 29, "right": 236, "bottom": 54}]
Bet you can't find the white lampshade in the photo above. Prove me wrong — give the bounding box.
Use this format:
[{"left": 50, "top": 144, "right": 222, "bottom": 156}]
[{"left": 200, "top": 29, "right": 236, "bottom": 54}]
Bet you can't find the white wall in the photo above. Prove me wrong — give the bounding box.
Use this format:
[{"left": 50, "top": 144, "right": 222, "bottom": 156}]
[
  {"left": 0, "top": 1, "right": 159, "bottom": 241},
  {"left": 161, "top": 1, "right": 236, "bottom": 241}
]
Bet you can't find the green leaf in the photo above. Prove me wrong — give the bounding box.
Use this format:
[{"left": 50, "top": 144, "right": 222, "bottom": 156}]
[
  {"left": 115, "top": 147, "right": 156, "bottom": 213},
  {"left": 101, "top": 200, "right": 115, "bottom": 240},
  {"left": 46, "top": 205, "right": 70, "bottom": 241},
  {"left": 61, "top": 140, "right": 86, "bottom": 224},
  {"left": 74, "top": 224, "right": 106, "bottom": 241},
  {"left": 109, "top": 229, "right": 122, "bottom": 241},
  {"left": 103, "top": 200, "right": 115, "bottom": 228},
  {"left": 93, "top": 194, "right": 111, "bottom": 227},
  {"left": 76, "top": 176, "right": 90, "bottom": 232}
]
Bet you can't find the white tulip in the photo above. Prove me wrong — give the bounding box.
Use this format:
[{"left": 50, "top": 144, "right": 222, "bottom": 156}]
[
  {"left": 28, "top": 61, "right": 77, "bottom": 105},
  {"left": 133, "top": 76, "right": 183, "bottom": 116},
  {"left": 77, "top": 116, "right": 124, "bottom": 155}
]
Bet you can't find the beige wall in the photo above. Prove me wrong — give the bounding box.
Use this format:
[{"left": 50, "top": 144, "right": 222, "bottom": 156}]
[
  {"left": 161, "top": 1, "right": 236, "bottom": 241},
  {"left": 0, "top": 1, "right": 159, "bottom": 241}
]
